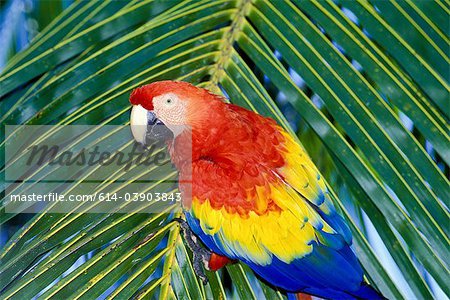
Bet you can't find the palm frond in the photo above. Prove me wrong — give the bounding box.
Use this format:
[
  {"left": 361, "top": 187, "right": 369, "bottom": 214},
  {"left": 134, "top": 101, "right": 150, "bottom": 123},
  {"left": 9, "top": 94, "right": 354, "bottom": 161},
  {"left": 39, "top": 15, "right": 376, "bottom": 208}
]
[{"left": 1, "top": 0, "right": 448, "bottom": 299}]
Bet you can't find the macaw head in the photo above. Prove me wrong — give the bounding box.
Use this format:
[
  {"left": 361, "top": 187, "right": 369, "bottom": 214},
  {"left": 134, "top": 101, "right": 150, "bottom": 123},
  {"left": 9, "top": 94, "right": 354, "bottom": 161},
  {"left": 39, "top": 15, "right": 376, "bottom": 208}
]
[{"left": 129, "top": 80, "right": 221, "bottom": 146}]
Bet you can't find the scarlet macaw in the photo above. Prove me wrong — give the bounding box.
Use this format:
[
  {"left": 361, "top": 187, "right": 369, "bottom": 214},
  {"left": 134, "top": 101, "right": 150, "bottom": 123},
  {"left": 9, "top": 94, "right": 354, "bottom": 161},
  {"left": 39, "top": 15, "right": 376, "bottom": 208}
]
[{"left": 129, "top": 81, "right": 384, "bottom": 299}]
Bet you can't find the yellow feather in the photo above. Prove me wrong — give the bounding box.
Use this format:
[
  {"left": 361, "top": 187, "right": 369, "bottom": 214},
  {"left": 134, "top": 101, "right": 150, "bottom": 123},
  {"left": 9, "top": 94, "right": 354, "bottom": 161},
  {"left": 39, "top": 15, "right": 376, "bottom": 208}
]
[
  {"left": 191, "top": 181, "right": 319, "bottom": 265},
  {"left": 190, "top": 132, "right": 341, "bottom": 265}
]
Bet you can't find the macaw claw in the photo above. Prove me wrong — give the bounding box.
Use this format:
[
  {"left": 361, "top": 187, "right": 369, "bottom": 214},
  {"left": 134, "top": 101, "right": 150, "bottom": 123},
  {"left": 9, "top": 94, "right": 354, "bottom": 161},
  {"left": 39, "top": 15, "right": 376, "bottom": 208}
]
[{"left": 174, "top": 217, "right": 211, "bottom": 285}]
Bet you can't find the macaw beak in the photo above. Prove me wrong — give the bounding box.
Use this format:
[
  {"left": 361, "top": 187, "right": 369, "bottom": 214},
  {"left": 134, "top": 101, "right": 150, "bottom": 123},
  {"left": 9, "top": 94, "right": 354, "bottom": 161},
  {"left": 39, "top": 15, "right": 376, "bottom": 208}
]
[{"left": 130, "top": 105, "right": 173, "bottom": 147}]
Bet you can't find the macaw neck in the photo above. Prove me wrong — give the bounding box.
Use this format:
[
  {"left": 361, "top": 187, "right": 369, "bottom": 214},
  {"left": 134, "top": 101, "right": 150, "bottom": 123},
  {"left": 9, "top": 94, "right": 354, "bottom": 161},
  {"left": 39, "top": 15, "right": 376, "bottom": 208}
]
[{"left": 169, "top": 102, "right": 240, "bottom": 169}]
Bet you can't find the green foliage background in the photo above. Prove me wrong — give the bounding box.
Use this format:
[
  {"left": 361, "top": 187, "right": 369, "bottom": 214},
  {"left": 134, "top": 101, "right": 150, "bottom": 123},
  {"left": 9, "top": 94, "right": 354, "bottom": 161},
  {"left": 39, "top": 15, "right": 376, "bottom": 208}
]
[{"left": 0, "top": 0, "right": 449, "bottom": 299}]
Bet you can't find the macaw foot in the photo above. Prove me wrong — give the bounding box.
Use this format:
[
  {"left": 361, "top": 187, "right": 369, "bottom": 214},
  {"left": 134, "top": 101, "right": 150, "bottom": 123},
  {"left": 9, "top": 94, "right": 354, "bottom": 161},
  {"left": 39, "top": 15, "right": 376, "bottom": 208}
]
[{"left": 174, "top": 217, "right": 211, "bottom": 284}]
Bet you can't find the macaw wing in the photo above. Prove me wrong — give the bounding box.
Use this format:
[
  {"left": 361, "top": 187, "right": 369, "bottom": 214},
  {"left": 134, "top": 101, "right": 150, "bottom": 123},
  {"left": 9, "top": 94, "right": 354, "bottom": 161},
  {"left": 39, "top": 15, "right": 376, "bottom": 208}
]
[
  {"left": 184, "top": 149, "right": 362, "bottom": 294},
  {"left": 224, "top": 104, "right": 352, "bottom": 246},
  {"left": 182, "top": 108, "right": 362, "bottom": 294},
  {"left": 184, "top": 163, "right": 362, "bottom": 294},
  {"left": 275, "top": 130, "right": 353, "bottom": 246}
]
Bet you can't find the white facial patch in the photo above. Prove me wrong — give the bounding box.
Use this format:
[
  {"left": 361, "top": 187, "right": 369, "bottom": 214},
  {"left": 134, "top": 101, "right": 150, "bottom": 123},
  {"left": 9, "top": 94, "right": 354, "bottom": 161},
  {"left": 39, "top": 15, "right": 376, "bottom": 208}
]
[{"left": 152, "top": 93, "right": 188, "bottom": 136}]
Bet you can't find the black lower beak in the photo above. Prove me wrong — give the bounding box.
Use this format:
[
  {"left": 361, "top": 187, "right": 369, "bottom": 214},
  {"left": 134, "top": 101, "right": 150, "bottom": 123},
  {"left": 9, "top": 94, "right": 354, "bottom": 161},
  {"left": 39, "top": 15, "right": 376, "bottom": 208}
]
[{"left": 145, "top": 111, "right": 173, "bottom": 147}]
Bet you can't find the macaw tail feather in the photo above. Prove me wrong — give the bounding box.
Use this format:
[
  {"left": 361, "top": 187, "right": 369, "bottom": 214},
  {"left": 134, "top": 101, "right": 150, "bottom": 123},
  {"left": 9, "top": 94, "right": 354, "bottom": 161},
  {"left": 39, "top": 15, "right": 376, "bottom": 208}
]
[
  {"left": 349, "top": 283, "right": 386, "bottom": 300},
  {"left": 287, "top": 293, "right": 312, "bottom": 300},
  {"left": 296, "top": 293, "right": 313, "bottom": 300}
]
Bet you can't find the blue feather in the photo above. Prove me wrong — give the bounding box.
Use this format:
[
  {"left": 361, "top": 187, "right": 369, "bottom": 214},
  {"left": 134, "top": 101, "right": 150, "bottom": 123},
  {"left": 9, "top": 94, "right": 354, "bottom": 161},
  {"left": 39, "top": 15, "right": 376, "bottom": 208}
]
[{"left": 184, "top": 211, "right": 384, "bottom": 300}]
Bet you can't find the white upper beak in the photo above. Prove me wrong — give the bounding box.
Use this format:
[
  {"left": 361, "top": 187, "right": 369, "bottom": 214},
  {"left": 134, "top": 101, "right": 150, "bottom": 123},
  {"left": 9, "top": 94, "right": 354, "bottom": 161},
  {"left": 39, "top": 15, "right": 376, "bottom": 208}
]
[{"left": 130, "top": 105, "right": 148, "bottom": 145}]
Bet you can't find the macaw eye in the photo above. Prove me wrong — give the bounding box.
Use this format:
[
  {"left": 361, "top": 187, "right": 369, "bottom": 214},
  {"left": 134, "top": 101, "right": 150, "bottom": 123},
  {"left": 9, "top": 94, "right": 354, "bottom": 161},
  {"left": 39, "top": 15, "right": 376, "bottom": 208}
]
[{"left": 166, "top": 98, "right": 173, "bottom": 104}]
